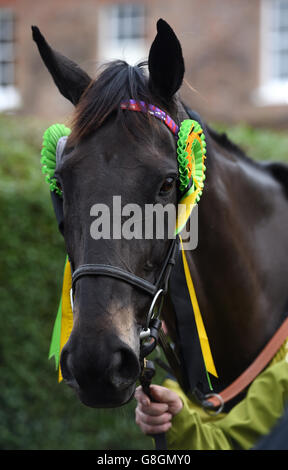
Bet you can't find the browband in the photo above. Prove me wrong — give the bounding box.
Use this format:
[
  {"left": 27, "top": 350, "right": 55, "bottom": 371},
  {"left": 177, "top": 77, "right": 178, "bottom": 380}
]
[{"left": 120, "top": 100, "right": 179, "bottom": 135}]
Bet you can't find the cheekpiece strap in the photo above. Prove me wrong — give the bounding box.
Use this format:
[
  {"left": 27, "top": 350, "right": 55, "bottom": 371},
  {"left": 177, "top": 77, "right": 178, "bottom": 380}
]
[{"left": 120, "top": 99, "right": 179, "bottom": 136}]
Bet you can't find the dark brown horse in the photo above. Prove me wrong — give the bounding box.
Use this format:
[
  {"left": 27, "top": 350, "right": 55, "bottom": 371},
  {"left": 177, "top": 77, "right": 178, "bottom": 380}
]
[{"left": 33, "top": 20, "right": 288, "bottom": 410}]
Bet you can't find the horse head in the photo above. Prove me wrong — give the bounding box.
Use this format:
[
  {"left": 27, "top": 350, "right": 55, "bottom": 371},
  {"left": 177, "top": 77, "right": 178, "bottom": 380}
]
[{"left": 33, "top": 20, "right": 188, "bottom": 407}]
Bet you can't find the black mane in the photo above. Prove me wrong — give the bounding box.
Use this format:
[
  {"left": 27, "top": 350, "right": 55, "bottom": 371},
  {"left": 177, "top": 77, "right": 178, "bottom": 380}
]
[
  {"left": 69, "top": 61, "right": 159, "bottom": 144},
  {"left": 208, "top": 126, "right": 252, "bottom": 161}
]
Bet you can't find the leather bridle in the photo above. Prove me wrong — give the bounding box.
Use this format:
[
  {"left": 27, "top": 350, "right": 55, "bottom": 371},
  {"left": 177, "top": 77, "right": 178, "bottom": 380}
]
[
  {"left": 52, "top": 101, "right": 185, "bottom": 381},
  {"left": 52, "top": 101, "right": 193, "bottom": 450}
]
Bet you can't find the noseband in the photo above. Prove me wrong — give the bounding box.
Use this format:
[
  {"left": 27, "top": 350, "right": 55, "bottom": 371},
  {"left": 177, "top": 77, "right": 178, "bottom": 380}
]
[{"left": 71, "top": 236, "right": 179, "bottom": 340}]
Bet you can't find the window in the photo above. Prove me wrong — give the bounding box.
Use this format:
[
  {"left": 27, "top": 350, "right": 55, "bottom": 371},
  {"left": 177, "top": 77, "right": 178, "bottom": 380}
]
[
  {"left": 258, "top": 0, "right": 288, "bottom": 104},
  {"left": 98, "top": 4, "right": 147, "bottom": 65},
  {"left": 0, "top": 8, "right": 20, "bottom": 111},
  {"left": 112, "top": 4, "right": 146, "bottom": 42},
  {"left": 268, "top": 0, "right": 288, "bottom": 82}
]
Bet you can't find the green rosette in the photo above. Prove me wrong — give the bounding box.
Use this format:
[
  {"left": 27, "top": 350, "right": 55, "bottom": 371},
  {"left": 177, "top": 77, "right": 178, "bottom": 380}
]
[
  {"left": 41, "top": 123, "right": 71, "bottom": 196},
  {"left": 176, "top": 119, "right": 206, "bottom": 202}
]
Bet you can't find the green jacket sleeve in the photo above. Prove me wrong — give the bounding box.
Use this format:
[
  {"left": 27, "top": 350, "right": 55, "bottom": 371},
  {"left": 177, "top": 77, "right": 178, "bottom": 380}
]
[{"left": 164, "top": 358, "right": 288, "bottom": 450}]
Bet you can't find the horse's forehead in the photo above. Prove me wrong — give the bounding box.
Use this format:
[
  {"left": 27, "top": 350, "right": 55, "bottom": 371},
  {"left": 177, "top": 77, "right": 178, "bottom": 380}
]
[
  {"left": 87, "top": 132, "right": 144, "bottom": 163},
  {"left": 73, "top": 125, "right": 177, "bottom": 181}
]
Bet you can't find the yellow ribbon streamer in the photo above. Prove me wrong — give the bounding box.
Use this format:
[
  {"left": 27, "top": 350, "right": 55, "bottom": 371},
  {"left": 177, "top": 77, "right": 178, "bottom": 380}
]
[
  {"left": 179, "top": 236, "right": 218, "bottom": 378},
  {"left": 175, "top": 188, "right": 198, "bottom": 236},
  {"left": 58, "top": 259, "right": 74, "bottom": 382}
]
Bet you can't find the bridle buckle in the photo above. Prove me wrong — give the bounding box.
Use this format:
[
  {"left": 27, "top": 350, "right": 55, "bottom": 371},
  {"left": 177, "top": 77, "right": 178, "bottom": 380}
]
[
  {"left": 202, "top": 393, "right": 224, "bottom": 416},
  {"left": 139, "top": 288, "right": 164, "bottom": 340},
  {"left": 146, "top": 288, "right": 164, "bottom": 327}
]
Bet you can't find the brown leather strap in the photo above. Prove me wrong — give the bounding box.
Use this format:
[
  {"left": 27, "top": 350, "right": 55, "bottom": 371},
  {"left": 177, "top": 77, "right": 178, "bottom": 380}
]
[{"left": 206, "top": 316, "right": 288, "bottom": 411}]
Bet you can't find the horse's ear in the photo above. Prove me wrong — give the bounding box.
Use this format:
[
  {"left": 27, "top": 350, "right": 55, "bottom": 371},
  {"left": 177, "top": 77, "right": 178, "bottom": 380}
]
[
  {"left": 32, "top": 26, "right": 92, "bottom": 105},
  {"left": 148, "top": 19, "right": 185, "bottom": 103}
]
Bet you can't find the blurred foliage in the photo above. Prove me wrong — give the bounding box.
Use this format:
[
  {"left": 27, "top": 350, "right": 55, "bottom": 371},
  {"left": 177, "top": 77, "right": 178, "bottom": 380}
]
[
  {"left": 0, "top": 114, "right": 287, "bottom": 450},
  {"left": 214, "top": 121, "right": 288, "bottom": 162}
]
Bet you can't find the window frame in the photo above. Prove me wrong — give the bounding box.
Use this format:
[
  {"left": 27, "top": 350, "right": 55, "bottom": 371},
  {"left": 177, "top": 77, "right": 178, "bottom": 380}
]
[
  {"left": 98, "top": 3, "right": 147, "bottom": 66},
  {"left": 0, "top": 8, "right": 20, "bottom": 111},
  {"left": 258, "top": 0, "right": 288, "bottom": 105}
]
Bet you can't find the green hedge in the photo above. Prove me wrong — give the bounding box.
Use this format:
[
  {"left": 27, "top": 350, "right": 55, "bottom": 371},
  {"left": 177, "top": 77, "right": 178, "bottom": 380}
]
[{"left": 0, "top": 115, "right": 287, "bottom": 450}]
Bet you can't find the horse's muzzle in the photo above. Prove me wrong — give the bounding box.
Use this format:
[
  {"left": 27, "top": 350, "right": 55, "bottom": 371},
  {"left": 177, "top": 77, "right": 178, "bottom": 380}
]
[{"left": 60, "top": 333, "right": 141, "bottom": 408}]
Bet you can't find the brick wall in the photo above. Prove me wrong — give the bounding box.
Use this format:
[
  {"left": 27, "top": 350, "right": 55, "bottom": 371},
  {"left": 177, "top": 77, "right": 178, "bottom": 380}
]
[
  {"left": 152, "top": 0, "right": 288, "bottom": 128},
  {"left": 0, "top": 0, "right": 287, "bottom": 127}
]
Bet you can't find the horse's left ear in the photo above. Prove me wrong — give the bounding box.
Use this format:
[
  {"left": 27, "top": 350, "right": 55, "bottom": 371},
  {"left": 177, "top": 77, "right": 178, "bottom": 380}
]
[
  {"left": 148, "top": 19, "right": 185, "bottom": 103},
  {"left": 32, "top": 26, "right": 92, "bottom": 105}
]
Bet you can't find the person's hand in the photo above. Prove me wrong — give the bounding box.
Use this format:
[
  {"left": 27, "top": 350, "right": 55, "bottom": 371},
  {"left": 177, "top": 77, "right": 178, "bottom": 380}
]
[{"left": 135, "top": 384, "right": 183, "bottom": 434}]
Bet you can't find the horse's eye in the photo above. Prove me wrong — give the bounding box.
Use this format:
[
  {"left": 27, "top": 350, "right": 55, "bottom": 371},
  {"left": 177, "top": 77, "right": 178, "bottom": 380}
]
[{"left": 159, "top": 176, "right": 175, "bottom": 195}]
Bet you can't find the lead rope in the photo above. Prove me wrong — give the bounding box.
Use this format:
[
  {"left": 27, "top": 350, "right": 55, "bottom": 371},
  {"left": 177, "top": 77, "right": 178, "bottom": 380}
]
[
  {"left": 138, "top": 238, "right": 180, "bottom": 450},
  {"left": 139, "top": 326, "right": 186, "bottom": 450},
  {"left": 140, "top": 358, "right": 167, "bottom": 450},
  {"left": 139, "top": 319, "right": 167, "bottom": 450}
]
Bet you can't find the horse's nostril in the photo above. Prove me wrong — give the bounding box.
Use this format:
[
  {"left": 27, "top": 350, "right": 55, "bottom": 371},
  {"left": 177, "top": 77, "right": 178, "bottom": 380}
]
[
  {"left": 109, "top": 346, "right": 140, "bottom": 390},
  {"left": 60, "top": 349, "right": 79, "bottom": 389}
]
